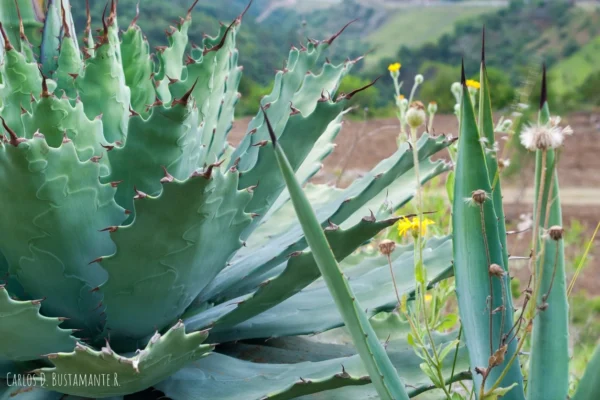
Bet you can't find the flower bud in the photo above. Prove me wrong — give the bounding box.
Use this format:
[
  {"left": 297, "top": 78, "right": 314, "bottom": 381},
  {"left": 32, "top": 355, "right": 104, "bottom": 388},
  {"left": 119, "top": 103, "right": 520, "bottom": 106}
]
[
  {"left": 427, "top": 101, "right": 438, "bottom": 114},
  {"left": 378, "top": 239, "right": 396, "bottom": 256},
  {"left": 406, "top": 101, "right": 426, "bottom": 129},
  {"left": 414, "top": 74, "right": 424, "bottom": 84}
]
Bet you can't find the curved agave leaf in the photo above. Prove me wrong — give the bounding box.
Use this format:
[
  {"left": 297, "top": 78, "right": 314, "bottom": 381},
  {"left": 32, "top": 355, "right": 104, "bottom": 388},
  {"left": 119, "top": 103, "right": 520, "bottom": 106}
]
[
  {"left": 34, "top": 321, "right": 213, "bottom": 398},
  {"left": 0, "top": 35, "right": 42, "bottom": 137},
  {"left": 120, "top": 22, "right": 155, "bottom": 117},
  {"left": 0, "top": 0, "right": 45, "bottom": 56},
  {"left": 22, "top": 93, "right": 110, "bottom": 175},
  {"left": 0, "top": 286, "right": 76, "bottom": 361},
  {"left": 0, "top": 137, "right": 125, "bottom": 338},
  {"left": 162, "top": 21, "right": 240, "bottom": 166},
  {"left": 76, "top": 15, "right": 130, "bottom": 144},
  {"left": 203, "top": 134, "right": 450, "bottom": 302},
  {"left": 212, "top": 216, "right": 402, "bottom": 329},
  {"left": 158, "top": 315, "right": 469, "bottom": 400},
  {"left": 102, "top": 100, "right": 202, "bottom": 218},
  {"left": 187, "top": 236, "right": 453, "bottom": 341},
  {"left": 99, "top": 169, "right": 252, "bottom": 345}
]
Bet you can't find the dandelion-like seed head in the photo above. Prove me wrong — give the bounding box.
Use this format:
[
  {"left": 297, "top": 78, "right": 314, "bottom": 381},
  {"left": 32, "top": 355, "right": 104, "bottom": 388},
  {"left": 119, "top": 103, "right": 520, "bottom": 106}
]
[{"left": 519, "top": 123, "right": 565, "bottom": 151}]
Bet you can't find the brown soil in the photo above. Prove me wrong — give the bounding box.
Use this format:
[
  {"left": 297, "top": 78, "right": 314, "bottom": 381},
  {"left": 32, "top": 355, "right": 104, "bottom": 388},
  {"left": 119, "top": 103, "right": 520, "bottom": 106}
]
[{"left": 229, "top": 111, "right": 600, "bottom": 295}]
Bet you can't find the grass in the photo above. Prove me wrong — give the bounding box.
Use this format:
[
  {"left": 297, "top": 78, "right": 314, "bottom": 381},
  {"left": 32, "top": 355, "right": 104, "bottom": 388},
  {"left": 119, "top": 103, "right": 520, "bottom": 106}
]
[
  {"left": 364, "top": 5, "right": 500, "bottom": 68},
  {"left": 550, "top": 35, "right": 600, "bottom": 95}
]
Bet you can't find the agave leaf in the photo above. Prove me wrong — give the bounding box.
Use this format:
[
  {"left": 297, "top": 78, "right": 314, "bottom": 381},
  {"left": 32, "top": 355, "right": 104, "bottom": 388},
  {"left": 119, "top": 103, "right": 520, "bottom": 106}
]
[
  {"left": 22, "top": 94, "right": 110, "bottom": 175},
  {"left": 0, "top": 138, "right": 125, "bottom": 338},
  {"left": 0, "top": 37, "right": 42, "bottom": 136},
  {"left": 77, "top": 17, "right": 130, "bottom": 143},
  {"left": 0, "top": 382, "right": 62, "bottom": 400},
  {"left": 0, "top": 286, "right": 76, "bottom": 361},
  {"left": 158, "top": 318, "right": 469, "bottom": 400},
  {"left": 120, "top": 21, "right": 155, "bottom": 117},
  {"left": 212, "top": 216, "right": 401, "bottom": 329},
  {"left": 34, "top": 321, "right": 213, "bottom": 398},
  {"left": 100, "top": 169, "right": 252, "bottom": 345},
  {"left": 264, "top": 109, "right": 349, "bottom": 220},
  {"left": 102, "top": 100, "right": 202, "bottom": 218},
  {"left": 0, "top": 0, "right": 45, "bottom": 56},
  {"left": 39, "top": 0, "right": 61, "bottom": 77},
  {"left": 479, "top": 48, "right": 509, "bottom": 269},
  {"left": 452, "top": 65, "right": 524, "bottom": 398},
  {"left": 527, "top": 80, "right": 569, "bottom": 400},
  {"left": 194, "top": 237, "right": 452, "bottom": 342},
  {"left": 164, "top": 22, "right": 240, "bottom": 166},
  {"left": 572, "top": 342, "right": 600, "bottom": 400}
]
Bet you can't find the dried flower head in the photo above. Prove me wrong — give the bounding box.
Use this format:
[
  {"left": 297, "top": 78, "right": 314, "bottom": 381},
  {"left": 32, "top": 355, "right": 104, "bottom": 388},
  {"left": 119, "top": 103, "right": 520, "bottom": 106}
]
[
  {"left": 488, "top": 345, "right": 507, "bottom": 368},
  {"left": 489, "top": 263, "right": 506, "bottom": 277},
  {"left": 378, "top": 239, "right": 396, "bottom": 256},
  {"left": 547, "top": 225, "right": 564, "bottom": 241},
  {"left": 468, "top": 189, "right": 489, "bottom": 205},
  {"left": 498, "top": 158, "right": 510, "bottom": 171}
]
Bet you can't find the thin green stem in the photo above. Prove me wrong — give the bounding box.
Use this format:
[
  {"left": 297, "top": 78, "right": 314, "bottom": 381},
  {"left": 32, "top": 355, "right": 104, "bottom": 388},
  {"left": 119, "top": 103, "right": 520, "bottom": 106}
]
[
  {"left": 448, "top": 325, "right": 463, "bottom": 393},
  {"left": 386, "top": 253, "right": 402, "bottom": 308},
  {"left": 527, "top": 150, "right": 547, "bottom": 320}
]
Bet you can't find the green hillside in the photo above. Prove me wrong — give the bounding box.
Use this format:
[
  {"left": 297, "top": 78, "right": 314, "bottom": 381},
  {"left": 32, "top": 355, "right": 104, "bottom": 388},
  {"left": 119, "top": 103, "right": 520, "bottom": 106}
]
[
  {"left": 550, "top": 35, "right": 600, "bottom": 95},
  {"left": 365, "top": 5, "right": 501, "bottom": 68}
]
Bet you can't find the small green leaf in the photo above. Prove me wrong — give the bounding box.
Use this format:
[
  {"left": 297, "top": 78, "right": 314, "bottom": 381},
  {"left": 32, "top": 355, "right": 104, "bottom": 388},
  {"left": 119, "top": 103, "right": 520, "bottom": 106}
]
[
  {"left": 436, "top": 313, "right": 459, "bottom": 332},
  {"left": 419, "top": 362, "right": 442, "bottom": 387},
  {"left": 484, "top": 383, "right": 518, "bottom": 400}
]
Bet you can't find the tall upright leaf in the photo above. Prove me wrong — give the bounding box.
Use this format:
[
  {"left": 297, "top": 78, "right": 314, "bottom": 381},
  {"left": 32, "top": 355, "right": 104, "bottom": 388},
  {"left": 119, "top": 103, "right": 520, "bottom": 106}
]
[
  {"left": 527, "top": 66, "right": 569, "bottom": 400},
  {"left": 452, "top": 62, "right": 524, "bottom": 399},
  {"left": 262, "top": 106, "right": 409, "bottom": 400}
]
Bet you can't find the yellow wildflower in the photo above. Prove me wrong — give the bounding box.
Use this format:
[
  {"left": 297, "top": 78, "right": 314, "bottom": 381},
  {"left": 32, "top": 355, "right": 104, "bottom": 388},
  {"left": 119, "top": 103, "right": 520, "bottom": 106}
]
[
  {"left": 466, "top": 79, "right": 480, "bottom": 90},
  {"left": 397, "top": 217, "right": 435, "bottom": 238},
  {"left": 424, "top": 293, "right": 433, "bottom": 303},
  {"left": 388, "top": 62, "right": 401, "bottom": 73},
  {"left": 398, "top": 94, "right": 405, "bottom": 100}
]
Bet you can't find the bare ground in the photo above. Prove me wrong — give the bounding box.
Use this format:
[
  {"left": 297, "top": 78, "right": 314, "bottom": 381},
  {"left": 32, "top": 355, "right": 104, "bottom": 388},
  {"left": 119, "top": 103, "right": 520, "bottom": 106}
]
[{"left": 229, "top": 111, "right": 600, "bottom": 294}]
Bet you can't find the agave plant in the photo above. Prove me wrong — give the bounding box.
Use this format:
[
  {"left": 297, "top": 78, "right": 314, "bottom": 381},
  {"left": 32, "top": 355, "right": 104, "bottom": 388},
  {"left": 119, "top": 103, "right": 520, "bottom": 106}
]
[
  {"left": 451, "top": 32, "right": 600, "bottom": 400},
  {"left": 0, "top": 1, "right": 463, "bottom": 399}
]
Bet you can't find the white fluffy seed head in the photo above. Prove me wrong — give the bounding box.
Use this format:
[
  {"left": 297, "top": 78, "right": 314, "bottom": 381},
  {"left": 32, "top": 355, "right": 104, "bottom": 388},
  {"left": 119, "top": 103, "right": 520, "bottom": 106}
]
[{"left": 519, "top": 123, "right": 565, "bottom": 151}]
